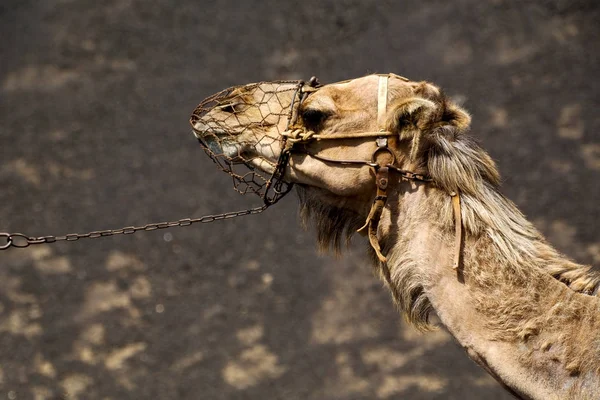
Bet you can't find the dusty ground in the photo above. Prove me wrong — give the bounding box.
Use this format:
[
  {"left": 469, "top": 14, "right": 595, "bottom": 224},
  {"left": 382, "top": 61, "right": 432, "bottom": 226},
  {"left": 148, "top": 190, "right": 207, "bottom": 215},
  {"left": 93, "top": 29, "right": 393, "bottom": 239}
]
[{"left": 0, "top": 1, "right": 599, "bottom": 399}]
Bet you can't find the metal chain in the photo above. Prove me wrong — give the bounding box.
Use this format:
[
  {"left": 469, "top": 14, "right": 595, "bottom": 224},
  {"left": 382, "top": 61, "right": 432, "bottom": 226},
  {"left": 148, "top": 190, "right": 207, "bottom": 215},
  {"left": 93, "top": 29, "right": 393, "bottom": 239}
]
[
  {"left": 0, "top": 205, "right": 268, "bottom": 250},
  {"left": 0, "top": 78, "right": 316, "bottom": 251}
]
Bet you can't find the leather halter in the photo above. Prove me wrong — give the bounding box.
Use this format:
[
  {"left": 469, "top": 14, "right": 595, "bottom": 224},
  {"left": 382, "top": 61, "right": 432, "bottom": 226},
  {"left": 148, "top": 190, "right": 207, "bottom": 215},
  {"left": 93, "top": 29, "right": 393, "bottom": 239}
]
[{"left": 279, "top": 74, "right": 463, "bottom": 270}]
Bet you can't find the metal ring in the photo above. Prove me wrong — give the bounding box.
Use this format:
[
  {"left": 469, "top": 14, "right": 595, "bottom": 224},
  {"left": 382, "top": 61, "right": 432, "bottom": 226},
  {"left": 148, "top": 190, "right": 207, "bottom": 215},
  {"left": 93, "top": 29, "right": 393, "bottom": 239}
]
[
  {"left": 0, "top": 233, "right": 12, "bottom": 250},
  {"left": 8, "top": 233, "right": 30, "bottom": 248},
  {"left": 371, "top": 147, "right": 396, "bottom": 165}
]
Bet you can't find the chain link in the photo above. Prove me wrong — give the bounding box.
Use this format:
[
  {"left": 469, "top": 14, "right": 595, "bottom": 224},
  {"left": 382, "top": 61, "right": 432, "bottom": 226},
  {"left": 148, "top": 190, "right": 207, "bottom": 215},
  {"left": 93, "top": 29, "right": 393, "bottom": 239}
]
[{"left": 0, "top": 205, "right": 268, "bottom": 250}]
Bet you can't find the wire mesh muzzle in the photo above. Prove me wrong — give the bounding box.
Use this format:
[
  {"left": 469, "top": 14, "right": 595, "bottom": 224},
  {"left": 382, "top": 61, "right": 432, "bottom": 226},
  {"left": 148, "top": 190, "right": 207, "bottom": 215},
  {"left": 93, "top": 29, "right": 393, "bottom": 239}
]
[{"left": 191, "top": 81, "right": 305, "bottom": 205}]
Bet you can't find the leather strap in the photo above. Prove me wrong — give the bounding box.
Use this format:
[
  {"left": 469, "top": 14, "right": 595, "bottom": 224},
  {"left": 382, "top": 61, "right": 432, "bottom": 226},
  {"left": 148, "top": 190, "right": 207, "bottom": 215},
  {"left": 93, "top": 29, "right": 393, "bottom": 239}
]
[
  {"left": 451, "top": 192, "right": 462, "bottom": 270},
  {"left": 356, "top": 76, "right": 392, "bottom": 263},
  {"left": 357, "top": 165, "right": 389, "bottom": 262},
  {"left": 282, "top": 130, "right": 396, "bottom": 143},
  {"left": 377, "top": 75, "right": 388, "bottom": 131}
]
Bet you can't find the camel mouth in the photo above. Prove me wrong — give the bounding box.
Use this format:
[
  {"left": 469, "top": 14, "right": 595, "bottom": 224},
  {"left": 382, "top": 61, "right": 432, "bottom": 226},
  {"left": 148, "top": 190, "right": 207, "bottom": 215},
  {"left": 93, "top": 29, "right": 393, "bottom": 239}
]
[
  {"left": 192, "top": 121, "right": 281, "bottom": 168},
  {"left": 197, "top": 136, "right": 245, "bottom": 162},
  {"left": 192, "top": 124, "right": 245, "bottom": 160}
]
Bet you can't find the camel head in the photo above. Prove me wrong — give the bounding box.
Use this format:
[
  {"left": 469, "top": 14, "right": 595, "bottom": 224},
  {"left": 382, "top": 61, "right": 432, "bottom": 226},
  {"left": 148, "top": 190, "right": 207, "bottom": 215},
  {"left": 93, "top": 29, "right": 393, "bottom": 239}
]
[{"left": 191, "top": 74, "right": 499, "bottom": 249}]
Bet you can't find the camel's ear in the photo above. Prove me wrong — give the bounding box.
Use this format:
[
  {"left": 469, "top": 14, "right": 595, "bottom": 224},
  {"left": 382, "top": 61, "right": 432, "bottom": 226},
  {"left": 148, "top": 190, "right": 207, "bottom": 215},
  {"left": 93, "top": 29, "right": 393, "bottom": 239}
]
[
  {"left": 389, "top": 90, "right": 471, "bottom": 161},
  {"left": 426, "top": 107, "right": 500, "bottom": 195},
  {"left": 390, "top": 97, "right": 437, "bottom": 160},
  {"left": 388, "top": 87, "right": 499, "bottom": 194}
]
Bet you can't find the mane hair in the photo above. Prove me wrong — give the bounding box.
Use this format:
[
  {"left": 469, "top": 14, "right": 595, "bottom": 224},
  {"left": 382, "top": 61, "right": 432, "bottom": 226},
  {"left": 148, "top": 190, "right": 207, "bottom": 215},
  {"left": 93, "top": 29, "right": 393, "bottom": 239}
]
[
  {"left": 394, "top": 85, "right": 600, "bottom": 293},
  {"left": 384, "top": 130, "right": 600, "bottom": 331}
]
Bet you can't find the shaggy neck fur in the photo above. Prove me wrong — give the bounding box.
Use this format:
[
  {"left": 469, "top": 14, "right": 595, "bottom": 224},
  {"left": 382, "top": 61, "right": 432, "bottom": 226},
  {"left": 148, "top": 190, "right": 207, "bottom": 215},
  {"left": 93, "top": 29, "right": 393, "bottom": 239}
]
[
  {"left": 379, "top": 181, "right": 600, "bottom": 399},
  {"left": 297, "top": 133, "right": 600, "bottom": 399}
]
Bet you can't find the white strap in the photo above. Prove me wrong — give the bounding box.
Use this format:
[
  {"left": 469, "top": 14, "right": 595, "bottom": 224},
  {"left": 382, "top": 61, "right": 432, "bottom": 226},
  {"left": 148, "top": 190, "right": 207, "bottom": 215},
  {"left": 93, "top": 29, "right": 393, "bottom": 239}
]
[{"left": 377, "top": 75, "right": 389, "bottom": 131}]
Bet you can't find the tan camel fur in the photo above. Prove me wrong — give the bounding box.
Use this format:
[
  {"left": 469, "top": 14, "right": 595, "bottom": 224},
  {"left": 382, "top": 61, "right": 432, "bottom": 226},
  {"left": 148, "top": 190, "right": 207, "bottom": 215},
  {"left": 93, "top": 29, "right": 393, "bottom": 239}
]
[{"left": 192, "top": 74, "right": 600, "bottom": 399}]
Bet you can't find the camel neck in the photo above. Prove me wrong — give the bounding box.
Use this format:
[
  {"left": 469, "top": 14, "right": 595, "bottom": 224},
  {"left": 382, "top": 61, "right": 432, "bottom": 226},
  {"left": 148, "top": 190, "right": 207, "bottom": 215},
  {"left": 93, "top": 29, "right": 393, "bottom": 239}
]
[{"left": 379, "top": 183, "right": 600, "bottom": 399}]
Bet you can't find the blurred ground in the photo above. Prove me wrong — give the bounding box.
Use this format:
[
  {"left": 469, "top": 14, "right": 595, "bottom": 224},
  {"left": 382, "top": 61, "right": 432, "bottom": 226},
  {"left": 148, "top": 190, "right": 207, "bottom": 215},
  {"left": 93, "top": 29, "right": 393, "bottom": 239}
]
[{"left": 0, "top": 1, "right": 599, "bottom": 399}]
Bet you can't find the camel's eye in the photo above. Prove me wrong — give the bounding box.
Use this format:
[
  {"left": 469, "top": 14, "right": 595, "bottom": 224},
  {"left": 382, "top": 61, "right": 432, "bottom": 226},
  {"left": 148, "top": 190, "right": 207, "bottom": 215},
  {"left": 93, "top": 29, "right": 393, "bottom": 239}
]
[{"left": 301, "top": 108, "right": 328, "bottom": 130}]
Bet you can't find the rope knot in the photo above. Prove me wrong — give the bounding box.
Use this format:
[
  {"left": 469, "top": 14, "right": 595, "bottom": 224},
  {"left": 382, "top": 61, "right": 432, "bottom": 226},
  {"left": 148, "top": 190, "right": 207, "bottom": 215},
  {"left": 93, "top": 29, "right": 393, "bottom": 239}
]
[{"left": 281, "top": 128, "right": 316, "bottom": 144}]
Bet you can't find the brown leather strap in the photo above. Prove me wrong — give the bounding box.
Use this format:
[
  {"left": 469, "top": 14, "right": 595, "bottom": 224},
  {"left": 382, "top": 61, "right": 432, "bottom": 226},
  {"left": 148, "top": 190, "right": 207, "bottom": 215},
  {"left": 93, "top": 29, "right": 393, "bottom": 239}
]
[
  {"left": 357, "top": 165, "right": 389, "bottom": 262},
  {"left": 356, "top": 76, "right": 392, "bottom": 263},
  {"left": 282, "top": 130, "right": 397, "bottom": 142},
  {"left": 451, "top": 192, "right": 462, "bottom": 270}
]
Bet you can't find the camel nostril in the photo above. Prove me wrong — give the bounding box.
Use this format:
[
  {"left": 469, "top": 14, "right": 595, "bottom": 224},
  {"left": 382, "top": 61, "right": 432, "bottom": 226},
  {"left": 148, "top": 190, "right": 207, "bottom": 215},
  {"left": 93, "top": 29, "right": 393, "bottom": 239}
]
[{"left": 220, "top": 104, "right": 236, "bottom": 113}]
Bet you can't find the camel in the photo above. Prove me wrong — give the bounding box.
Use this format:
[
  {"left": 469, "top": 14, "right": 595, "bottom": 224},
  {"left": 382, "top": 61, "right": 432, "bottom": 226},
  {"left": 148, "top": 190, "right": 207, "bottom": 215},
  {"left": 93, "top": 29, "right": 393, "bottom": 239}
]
[{"left": 190, "top": 74, "right": 600, "bottom": 400}]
